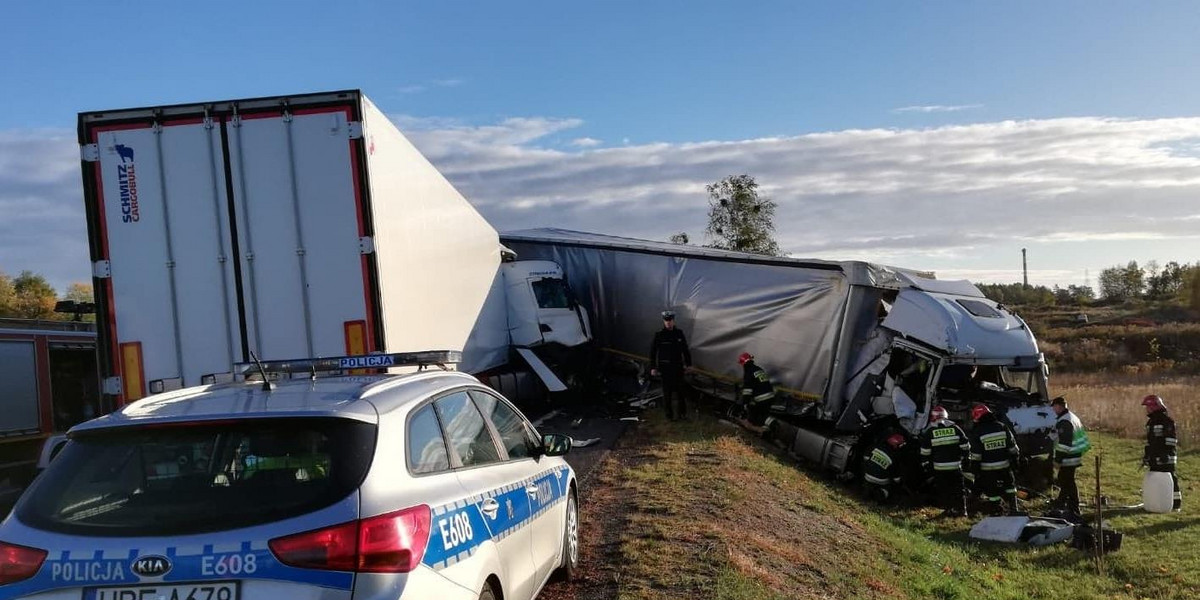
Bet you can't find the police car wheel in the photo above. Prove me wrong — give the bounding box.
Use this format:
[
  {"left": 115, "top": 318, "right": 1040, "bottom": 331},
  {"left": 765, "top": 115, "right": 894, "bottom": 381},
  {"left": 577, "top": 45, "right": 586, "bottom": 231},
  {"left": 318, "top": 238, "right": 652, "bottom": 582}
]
[
  {"left": 559, "top": 491, "right": 580, "bottom": 580},
  {"left": 478, "top": 583, "right": 497, "bottom": 600}
]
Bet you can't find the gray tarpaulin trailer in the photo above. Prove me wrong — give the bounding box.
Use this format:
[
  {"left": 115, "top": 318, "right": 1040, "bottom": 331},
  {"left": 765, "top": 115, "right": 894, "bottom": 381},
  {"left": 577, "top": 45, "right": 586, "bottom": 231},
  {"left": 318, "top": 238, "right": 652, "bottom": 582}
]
[{"left": 502, "top": 229, "right": 1055, "bottom": 478}]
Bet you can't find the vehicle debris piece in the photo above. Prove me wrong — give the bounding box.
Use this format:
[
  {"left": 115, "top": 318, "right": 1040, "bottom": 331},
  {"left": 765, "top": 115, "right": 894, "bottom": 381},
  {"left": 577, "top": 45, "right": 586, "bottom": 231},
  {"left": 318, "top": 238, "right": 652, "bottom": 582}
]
[{"left": 968, "top": 516, "right": 1076, "bottom": 546}]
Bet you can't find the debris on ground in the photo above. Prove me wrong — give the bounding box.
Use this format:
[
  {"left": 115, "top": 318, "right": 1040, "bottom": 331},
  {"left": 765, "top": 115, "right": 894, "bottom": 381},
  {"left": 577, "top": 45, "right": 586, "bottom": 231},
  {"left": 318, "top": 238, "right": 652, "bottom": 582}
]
[
  {"left": 969, "top": 516, "right": 1077, "bottom": 546},
  {"left": 532, "top": 409, "right": 561, "bottom": 427},
  {"left": 572, "top": 437, "right": 603, "bottom": 448}
]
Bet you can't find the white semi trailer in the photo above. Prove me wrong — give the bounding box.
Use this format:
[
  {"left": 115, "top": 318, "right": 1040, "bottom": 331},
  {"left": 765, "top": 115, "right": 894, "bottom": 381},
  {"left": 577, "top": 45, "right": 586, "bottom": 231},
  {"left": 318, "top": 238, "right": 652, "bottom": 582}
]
[{"left": 77, "top": 90, "right": 588, "bottom": 407}]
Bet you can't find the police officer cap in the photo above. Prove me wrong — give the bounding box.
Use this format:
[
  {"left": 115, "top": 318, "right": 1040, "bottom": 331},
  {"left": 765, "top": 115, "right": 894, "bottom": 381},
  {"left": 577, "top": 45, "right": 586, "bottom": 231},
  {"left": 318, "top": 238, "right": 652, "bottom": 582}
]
[{"left": 661, "top": 310, "right": 676, "bottom": 320}]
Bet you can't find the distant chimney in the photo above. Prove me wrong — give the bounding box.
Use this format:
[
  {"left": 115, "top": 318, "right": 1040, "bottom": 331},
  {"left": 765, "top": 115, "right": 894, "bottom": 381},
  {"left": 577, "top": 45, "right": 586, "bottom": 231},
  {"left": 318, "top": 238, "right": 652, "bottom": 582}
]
[{"left": 1022, "top": 248, "right": 1029, "bottom": 288}]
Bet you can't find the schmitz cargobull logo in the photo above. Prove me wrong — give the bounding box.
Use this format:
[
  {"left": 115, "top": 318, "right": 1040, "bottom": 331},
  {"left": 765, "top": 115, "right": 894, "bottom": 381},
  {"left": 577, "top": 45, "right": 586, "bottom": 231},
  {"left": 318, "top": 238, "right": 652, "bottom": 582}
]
[
  {"left": 113, "top": 143, "right": 140, "bottom": 223},
  {"left": 129, "top": 554, "right": 171, "bottom": 577}
]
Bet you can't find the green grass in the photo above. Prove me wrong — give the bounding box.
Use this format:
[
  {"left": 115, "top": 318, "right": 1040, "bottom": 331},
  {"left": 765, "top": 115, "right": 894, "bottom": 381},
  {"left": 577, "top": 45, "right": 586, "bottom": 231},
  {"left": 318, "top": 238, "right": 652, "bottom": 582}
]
[{"left": 603, "top": 412, "right": 1199, "bottom": 600}]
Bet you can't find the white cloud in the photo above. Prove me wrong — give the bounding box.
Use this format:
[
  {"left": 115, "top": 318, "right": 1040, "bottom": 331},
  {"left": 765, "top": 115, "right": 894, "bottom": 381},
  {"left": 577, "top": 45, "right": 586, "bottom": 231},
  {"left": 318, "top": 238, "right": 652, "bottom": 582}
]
[
  {"left": 398, "top": 115, "right": 1200, "bottom": 285},
  {"left": 934, "top": 269, "right": 1079, "bottom": 287},
  {"left": 398, "top": 78, "right": 466, "bottom": 95},
  {"left": 6, "top": 115, "right": 1200, "bottom": 290},
  {"left": 570, "top": 137, "right": 602, "bottom": 148},
  {"left": 892, "top": 104, "right": 984, "bottom": 114},
  {"left": 0, "top": 129, "right": 89, "bottom": 291}
]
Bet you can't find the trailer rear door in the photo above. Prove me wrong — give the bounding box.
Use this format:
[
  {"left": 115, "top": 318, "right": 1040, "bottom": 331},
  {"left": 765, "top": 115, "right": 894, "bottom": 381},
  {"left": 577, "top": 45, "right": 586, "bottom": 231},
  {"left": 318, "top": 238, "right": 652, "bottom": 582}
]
[
  {"left": 83, "top": 93, "right": 375, "bottom": 404},
  {"left": 226, "top": 106, "right": 370, "bottom": 364},
  {"left": 87, "top": 118, "right": 241, "bottom": 400}
]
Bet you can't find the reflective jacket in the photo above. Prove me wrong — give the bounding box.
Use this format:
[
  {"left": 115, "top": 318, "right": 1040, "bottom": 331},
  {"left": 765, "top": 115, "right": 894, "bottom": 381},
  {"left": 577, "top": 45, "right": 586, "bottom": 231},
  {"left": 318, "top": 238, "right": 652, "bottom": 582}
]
[
  {"left": 970, "top": 415, "right": 1020, "bottom": 474},
  {"left": 1054, "top": 410, "right": 1091, "bottom": 468},
  {"left": 1145, "top": 410, "right": 1178, "bottom": 469},
  {"left": 649, "top": 328, "right": 692, "bottom": 372},
  {"left": 863, "top": 444, "right": 902, "bottom": 488},
  {"left": 920, "top": 419, "right": 970, "bottom": 472},
  {"left": 741, "top": 361, "right": 776, "bottom": 405}
]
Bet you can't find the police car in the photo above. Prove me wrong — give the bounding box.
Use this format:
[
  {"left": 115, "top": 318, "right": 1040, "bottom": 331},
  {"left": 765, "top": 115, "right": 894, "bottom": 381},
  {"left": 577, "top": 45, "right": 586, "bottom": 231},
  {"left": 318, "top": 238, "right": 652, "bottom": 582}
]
[{"left": 0, "top": 351, "right": 579, "bottom": 600}]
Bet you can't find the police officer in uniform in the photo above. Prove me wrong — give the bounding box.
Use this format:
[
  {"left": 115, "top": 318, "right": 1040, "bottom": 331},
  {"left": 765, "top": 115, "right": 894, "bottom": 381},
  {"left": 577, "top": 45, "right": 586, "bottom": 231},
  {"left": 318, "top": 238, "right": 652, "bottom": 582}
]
[
  {"left": 649, "top": 310, "right": 692, "bottom": 421},
  {"left": 969, "top": 403, "right": 1020, "bottom": 515},
  {"left": 1051, "top": 396, "right": 1090, "bottom": 521},
  {"left": 1143, "top": 394, "right": 1182, "bottom": 510},
  {"left": 738, "top": 352, "right": 776, "bottom": 434},
  {"left": 920, "top": 405, "right": 970, "bottom": 516},
  {"left": 863, "top": 433, "right": 907, "bottom": 504}
]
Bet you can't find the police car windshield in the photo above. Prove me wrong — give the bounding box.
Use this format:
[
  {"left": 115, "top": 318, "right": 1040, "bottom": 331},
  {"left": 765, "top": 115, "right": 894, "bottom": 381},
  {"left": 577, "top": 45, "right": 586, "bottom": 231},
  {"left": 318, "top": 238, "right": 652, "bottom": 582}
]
[{"left": 16, "top": 417, "right": 376, "bottom": 536}]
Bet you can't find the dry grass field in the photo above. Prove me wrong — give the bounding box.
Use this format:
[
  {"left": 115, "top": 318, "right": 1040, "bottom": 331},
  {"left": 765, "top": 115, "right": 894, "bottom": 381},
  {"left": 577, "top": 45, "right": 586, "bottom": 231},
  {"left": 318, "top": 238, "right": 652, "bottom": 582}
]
[{"left": 1051, "top": 372, "right": 1199, "bottom": 445}]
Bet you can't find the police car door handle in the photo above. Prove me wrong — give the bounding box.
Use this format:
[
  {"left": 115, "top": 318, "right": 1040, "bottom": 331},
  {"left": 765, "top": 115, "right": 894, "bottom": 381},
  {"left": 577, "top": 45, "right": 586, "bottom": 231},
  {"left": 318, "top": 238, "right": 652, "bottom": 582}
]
[
  {"left": 526, "top": 485, "right": 539, "bottom": 498},
  {"left": 481, "top": 498, "right": 500, "bottom": 520}
]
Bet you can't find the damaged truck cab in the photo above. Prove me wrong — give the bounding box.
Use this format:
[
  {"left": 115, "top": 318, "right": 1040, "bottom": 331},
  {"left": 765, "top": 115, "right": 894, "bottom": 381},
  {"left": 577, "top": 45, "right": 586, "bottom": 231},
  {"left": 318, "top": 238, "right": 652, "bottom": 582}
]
[{"left": 805, "top": 275, "right": 1056, "bottom": 489}]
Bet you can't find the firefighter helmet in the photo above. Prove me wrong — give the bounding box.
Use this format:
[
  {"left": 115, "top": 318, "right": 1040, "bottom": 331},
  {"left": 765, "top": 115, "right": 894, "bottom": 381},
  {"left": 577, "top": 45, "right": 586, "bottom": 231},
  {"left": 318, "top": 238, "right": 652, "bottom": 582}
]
[
  {"left": 1142, "top": 394, "right": 1167, "bottom": 413},
  {"left": 971, "top": 403, "right": 992, "bottom": 422},
  {"left": 930, "top": 405, "right": 949, "bottom": 422},
  {"left": 738, "top": 352, "right": 754, "bottom": 366},
  {"left": 887, "top": 433, "right": 906, "bottom": 448}
]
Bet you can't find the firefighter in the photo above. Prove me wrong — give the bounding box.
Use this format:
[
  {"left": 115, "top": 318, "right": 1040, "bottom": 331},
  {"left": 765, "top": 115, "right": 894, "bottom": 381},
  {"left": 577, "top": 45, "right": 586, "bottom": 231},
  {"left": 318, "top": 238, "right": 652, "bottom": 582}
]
[
  {"left": 1050, "top": 396, "right": 1090, "bottom": 521},
  {"left": 863, "top": 433, "right": 907, "bottom": 504},
  {"left": 738, "top": 352, "right": 776, "bottom": 434},
  {"left": 920, "top": 405, "right": 970, "bottom": 516},
  {"left": 649, "top": 310, "right": 692, "bottom": 421},
  {"left": 1142, "top": 394, "right": 1182, "bottom": 510},
  {"left": 969, "top": 403, "right": 1020, "bottom": 515}
]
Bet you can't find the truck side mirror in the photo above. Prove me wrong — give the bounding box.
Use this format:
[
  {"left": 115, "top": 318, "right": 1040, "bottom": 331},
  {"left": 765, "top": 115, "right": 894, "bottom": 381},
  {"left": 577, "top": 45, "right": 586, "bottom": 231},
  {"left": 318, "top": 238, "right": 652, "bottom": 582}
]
[{"left": 542, "top": 433, "right": 572, "bottom": 457}]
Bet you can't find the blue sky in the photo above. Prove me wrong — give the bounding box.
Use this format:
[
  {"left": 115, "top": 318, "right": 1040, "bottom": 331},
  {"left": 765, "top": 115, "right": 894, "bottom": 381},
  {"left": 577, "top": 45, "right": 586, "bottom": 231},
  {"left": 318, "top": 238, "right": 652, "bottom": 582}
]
[{"left": 3, "top": 1, "right": 1200, "bottom": 290}]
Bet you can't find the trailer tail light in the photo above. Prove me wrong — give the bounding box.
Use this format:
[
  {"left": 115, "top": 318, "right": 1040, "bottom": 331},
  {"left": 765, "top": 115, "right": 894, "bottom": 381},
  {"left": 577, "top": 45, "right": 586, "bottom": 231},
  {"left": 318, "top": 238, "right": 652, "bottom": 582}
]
[
  {"left": 148, "top": 378, "right": 183, "bottom": 395},
  {"left": 0, "top": 541, "right": 47, "bottom": 584},
  {"left": 269, "top": 505, "right": 431, "bottom": 573},
  {"left": 201, "top": 373, "right": 234, "bottom": 385},
  {"left": 119, "top": 342, "right": 146, "bottom": 401},
  {"left": 344, "top": 320, "right": 368, "bottom": 374}
]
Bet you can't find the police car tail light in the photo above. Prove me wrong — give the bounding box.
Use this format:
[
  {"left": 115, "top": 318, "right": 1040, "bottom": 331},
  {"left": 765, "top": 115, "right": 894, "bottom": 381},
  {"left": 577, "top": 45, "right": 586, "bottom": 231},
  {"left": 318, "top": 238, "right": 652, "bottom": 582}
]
[
  {"left": 268, "top": 504, "right": 431, "bottom": 574},
  {"left": 268, "top": 521, "right": 359, "bottom": 571},
  {"left": 0, "top": 541, "right": 47, "bottom": 584},
  {"left": 357, "top": 504, "right": 432, "bottom": 573}
]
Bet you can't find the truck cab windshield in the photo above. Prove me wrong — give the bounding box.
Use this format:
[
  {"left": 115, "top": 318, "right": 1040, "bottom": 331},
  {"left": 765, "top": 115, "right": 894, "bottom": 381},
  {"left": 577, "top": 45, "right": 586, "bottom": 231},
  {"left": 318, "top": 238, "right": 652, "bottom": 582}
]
[
  {"left": 531, "top": 278, "right": 572, "bottom": 309},
  {"left": 937, "top": 363, "right": 1045, "bottom": 408}
]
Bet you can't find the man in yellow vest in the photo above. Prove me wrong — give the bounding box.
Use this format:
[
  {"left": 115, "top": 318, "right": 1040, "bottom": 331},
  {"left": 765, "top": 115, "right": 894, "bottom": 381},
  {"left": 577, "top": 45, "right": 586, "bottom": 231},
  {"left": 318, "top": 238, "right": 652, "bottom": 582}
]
[{"left": 1051, "top": 396, "right": 1091, "bottom": 521}]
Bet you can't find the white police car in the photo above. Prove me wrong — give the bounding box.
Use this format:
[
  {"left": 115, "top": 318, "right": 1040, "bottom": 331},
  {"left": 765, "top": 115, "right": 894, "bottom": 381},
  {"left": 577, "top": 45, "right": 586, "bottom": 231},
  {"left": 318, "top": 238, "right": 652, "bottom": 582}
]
[{"left": 0, "top": 351, "right": 579, "bottom": 600}]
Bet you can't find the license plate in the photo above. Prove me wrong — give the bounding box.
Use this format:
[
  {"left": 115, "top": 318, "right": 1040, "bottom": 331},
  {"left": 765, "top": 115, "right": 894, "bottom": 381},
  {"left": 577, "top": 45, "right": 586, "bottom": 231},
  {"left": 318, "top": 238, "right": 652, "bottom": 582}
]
[{"left": 85, "top": 581, "right": 239, "bottom": 600}]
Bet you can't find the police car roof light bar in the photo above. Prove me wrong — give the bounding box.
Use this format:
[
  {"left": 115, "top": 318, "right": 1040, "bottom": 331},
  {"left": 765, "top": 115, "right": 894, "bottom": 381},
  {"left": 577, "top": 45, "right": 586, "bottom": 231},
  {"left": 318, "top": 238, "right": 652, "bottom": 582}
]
[{"left": 232, "top": 350, "right": 463, "bottom": 377}]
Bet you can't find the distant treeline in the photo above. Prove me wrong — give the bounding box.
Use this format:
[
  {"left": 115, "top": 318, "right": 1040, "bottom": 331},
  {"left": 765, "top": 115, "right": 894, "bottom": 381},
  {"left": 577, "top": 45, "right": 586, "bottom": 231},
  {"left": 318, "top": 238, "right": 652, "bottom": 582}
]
[
  {"left": 0, "top": 269, "right": 93, "bottom": 321},
  {"left": 978, "top": 260, "right": 1200, "bottom": 308}
]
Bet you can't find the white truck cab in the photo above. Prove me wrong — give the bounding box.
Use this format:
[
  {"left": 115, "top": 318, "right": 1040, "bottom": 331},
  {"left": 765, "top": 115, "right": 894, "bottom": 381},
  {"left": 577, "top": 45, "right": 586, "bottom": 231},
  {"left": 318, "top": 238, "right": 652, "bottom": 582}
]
[{"left": 503, "top": 260, "right": 592, "bottom": 350}]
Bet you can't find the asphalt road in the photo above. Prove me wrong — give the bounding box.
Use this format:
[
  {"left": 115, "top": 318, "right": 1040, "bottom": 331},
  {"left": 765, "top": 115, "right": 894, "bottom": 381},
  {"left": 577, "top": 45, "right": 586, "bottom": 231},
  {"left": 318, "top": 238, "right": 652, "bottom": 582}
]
[{"left": 532, "top": 408, "right": 633, "bottom": 482}]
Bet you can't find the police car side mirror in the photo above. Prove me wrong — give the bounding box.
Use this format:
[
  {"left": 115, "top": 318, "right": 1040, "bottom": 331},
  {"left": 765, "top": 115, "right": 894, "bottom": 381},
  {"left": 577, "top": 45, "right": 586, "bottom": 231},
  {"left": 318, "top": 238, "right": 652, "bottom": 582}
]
[{"left": 542, "top": 433, "right": 572, "bottom": 457}]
